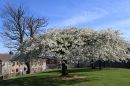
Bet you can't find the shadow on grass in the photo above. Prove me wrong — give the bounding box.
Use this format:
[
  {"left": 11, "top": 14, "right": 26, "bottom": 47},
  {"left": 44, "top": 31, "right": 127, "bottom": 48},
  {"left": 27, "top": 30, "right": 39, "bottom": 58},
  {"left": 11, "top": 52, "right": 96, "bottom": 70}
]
[
  {"left": 68, "top": 68, "right": 99, "bottom": 73},
  {"left": 0, "top": 72, "right": 98, "bottom": 86},
  {"left": 0, "top": 68, "right": 106, "bottom": 86},
  {"left": 42, "top": 68, "right": 99, "bottom": 74},
  {"left": 68, "top": 67, "right": 121, "bottom": 73}
]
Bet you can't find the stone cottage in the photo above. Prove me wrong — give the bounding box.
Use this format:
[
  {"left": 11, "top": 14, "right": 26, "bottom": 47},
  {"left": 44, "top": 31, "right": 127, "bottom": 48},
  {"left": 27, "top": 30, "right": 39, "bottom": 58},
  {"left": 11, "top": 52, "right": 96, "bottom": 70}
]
[
  {"left": 0, "top": 54, "right": 47, "bottom": 80},
  {"left": 0, "top": 54, "right": 28, "bottom": 80}
]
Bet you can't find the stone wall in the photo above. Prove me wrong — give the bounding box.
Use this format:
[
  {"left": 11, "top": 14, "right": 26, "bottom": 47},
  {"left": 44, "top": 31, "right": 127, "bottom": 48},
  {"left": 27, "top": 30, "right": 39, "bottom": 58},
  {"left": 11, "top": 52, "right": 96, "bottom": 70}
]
[
  {"left": 30, "top": 59, "right": 46, "bottom": 73},
  {"left": 0, "top": 59, "right": 47, "bottom": 80},
  {"left": 0, "top": 61, "right": 27, "bottom": 80}
]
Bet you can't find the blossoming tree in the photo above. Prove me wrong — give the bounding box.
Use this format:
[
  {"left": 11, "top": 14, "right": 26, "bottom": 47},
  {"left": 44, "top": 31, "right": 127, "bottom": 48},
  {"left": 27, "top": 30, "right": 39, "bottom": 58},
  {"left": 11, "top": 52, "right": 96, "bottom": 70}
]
[{"left": 17, "top": 27, "right": 129, "bottom": 75}]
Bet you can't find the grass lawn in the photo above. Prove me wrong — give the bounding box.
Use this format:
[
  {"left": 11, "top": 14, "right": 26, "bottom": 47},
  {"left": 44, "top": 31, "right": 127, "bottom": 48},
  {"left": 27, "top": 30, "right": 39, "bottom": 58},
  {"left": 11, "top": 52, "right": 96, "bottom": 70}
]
[{"left": 0, "top": 68, "right": 130, "bottom": 86}]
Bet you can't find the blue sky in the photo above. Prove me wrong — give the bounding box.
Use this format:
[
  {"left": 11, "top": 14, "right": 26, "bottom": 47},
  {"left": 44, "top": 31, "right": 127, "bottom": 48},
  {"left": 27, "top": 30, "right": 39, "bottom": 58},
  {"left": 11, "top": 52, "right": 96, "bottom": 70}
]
[{"left": 0, "top": 0, "right": 130, "bottom": 53}]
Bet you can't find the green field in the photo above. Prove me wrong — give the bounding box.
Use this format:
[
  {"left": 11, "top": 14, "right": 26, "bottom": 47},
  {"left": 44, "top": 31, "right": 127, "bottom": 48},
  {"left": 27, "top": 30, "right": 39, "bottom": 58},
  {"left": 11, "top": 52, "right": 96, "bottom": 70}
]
[{"left": 0, "top": 68, "right": 130, "bottom": 86}]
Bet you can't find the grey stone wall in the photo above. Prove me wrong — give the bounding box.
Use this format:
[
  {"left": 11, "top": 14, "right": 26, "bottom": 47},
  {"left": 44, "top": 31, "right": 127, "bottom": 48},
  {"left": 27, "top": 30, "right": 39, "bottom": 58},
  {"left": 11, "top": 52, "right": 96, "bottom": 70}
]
[{"left": 0, "top": 59, "right": 47, "bottom": 80}]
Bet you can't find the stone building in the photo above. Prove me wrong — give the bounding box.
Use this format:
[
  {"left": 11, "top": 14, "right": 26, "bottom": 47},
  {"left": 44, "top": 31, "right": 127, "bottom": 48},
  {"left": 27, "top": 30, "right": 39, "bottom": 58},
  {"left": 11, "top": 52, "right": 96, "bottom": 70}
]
[
  {"left": 0, "top": 54, "right": 12, "bottom": 80},
  {"left": 0, "top": 54, "right": 47, "bottom": 80},
  {"left": 0, "top": 54, "right": 28, "bottom": 80},
  {"left": 30, "top": 59, "right": 47, "bottom": 73}
]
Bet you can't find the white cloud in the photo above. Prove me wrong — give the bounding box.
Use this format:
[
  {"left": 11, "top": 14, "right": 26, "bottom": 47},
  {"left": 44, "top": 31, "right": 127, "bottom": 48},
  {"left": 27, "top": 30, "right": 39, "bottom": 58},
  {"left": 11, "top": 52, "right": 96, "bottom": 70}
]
[
  {"left": 52, "top": 8, "right": 108, "bottom": 27},
  {"left": 95, "top": 19, "right": 130, "bottom": 41},
  {"left": 114, "top": 19, "right": 130, "bottom": 28},
  {"left": 96, "top": 19, "right": 130, "bottom": 29}
]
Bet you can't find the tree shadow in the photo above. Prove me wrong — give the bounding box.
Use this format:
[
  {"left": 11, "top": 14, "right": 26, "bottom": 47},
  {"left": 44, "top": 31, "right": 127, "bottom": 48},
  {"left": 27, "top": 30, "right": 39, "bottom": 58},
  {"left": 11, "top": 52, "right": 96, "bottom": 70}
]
[
  {"left": 42, "top": 68, "right": 99, "bottom": 75},
  {"left": 0, "top": 68, "right": 105, "bottom": 86},
  {"left": 0, "top": 72, "right": 99, "bottom": 86},
  {"left": 68, "top": 67, "right": 122, "bottom": 73},
  {"left": 68, "top": 68, "right": 99, "bottom": 73}
]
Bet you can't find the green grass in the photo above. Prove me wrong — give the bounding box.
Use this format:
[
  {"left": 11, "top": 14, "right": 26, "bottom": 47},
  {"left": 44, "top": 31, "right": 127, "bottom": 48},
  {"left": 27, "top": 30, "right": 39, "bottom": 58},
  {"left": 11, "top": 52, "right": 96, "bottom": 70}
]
[{"left": 0, "top": 68, "right": 130, "bottom": 86}]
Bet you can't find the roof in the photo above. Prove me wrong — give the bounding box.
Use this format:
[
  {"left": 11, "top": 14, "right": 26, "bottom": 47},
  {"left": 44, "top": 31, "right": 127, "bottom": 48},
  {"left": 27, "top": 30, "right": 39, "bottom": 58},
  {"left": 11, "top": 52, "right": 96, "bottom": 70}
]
[{"left": 0, "top": 54, "right": 11, "bottom": 61}]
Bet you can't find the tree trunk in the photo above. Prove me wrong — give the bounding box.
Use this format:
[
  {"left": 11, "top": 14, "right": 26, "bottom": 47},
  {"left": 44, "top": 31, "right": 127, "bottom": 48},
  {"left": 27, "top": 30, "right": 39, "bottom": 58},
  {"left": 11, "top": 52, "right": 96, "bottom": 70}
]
[
  {"left": 98, "top": 60, "right": 102, "bottom": 70},
  {"left": 90, "top": 60, "right": 95, "bottom": 69},
  {"left": 61, "top": 60, "right": 68, "bottom": 76},
  {"left": 25, "top": 62, "right": 31, "bottom": 74},
  {"left": 77, "top": 61, "right": 80, "bottom": 68},
  {"left": 0, "top": 60, "right": 2, "bottom": 75},
  {"left": 103, "top": 61, "right": 105, "bottom": 68}
]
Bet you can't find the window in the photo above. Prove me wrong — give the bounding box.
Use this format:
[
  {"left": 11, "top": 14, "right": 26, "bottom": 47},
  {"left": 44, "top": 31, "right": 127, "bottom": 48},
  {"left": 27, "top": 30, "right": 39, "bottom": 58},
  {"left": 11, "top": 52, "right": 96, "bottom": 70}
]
[
  {"left": 16, "top": 69, "right": 19, "bottom": 72},
  {"left": 17, "top": 62, "right": 19, "bottom": 65},
  {"left": 12, "top": 62, "right": 15, "bottom": 66}
]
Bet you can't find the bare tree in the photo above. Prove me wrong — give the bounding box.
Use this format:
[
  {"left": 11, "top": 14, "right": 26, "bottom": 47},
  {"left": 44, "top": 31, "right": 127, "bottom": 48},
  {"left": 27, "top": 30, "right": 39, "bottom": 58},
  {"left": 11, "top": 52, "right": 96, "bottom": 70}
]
[
  {"left": 25, "top": 16, "right": 48, "bottom": 38},
  {"left": 0, "top": 5, "right": 26, "bottom": 50},
  {"left": 0, "top": 4, "right": 48, "bottom": 50},
  {"left": 0, "top": 4, "right": 48, "bottom": 74}
]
